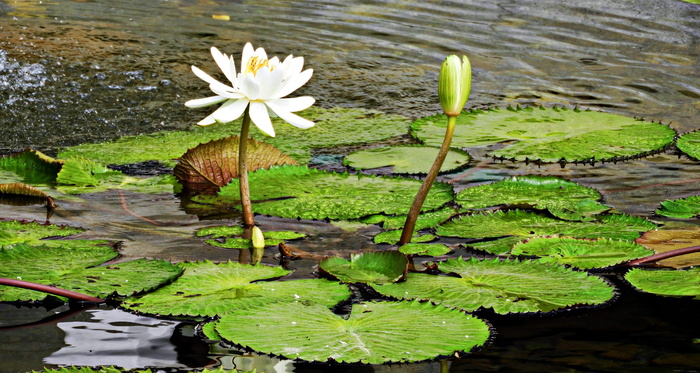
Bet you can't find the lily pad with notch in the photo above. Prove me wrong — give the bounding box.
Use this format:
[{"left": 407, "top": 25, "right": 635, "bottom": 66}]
[
  {"left": 213, "top": 300, "right": 491, "bottom": 364},
  {"left": 372, "top": 257, "right": 616, "bottom": 314},
  {"left": 410, "top": 106, "right": 676, "bottom": 164},
  {"left": 121, "top": 260, "right": 351, "bottom": 317},
  {"left": 318, "top": 251, "right": 408, "bottom": 284},
  {"left": 343, "top": 145, "right": 471, "bottom": 175}
]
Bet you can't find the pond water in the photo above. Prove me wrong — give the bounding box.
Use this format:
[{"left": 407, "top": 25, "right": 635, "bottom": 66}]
[{"left": 0, "top": 0, "right": 699, "bottom": 372}]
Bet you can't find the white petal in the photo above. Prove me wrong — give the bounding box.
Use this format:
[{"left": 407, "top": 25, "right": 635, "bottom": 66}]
[
  {"left": 254, "top": 67, "right": 277, "bottom": 99},
  {"left": 282, "top": 56, "right": 304, "bottom": 79},
  {"left": 185, "top": 95, "right": 228, "bottom": 108},
  {"left": 192, "top": 65, "right": 235, "bottom": 93},
  {"left": 209, "top": 84, "right": 245, "bottom": 99},
  {"left": 240, "top": 74, "right": 260, "bottom": 100},
  {"left": 249, "top": 101, "right": 275, "bottom": 137},
  {"left": 275, "top": 68, "right": 313, "bottom": 99},
  {"left": 267, "top": 96, "right": 315, "bottom": 113},
  {"left": 241, "top": 42, "right": 254, "bottom": 74},
  {"left": 266, "top": 100, "right": 315, "bottom": 129},
  {"left": 197, "top": 111, "right": 218, "bottom": 126},
  {"left": 212, "top": 98, "right": 249, "bottom": 123},
  {"left": 211, "top": 47, "right": 237, "bottom": 84}
]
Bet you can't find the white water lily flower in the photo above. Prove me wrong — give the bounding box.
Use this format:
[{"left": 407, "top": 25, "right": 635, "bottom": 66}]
[{"left": 185, "top": 42, "right": 315, "bottom": 137}]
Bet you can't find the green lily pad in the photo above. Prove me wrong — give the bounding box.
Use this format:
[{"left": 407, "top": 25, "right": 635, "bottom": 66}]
[
  {"left": 625, "top": 267, "right": 700, "bottom": 299},
  {"left": 0, "top": 242, "right": 182, "bottom": 302},
  {"left": 196, "top": 225, "right": 306, "bottom": 249},
  {"left": 436, "top": 210, "right": 657, "bottom": 255},
  {"left": 410, "top": 106, "right": 676, "bottom": 163},
  {"left": 373, "top": 230, "right": 436, "bottom": 245},
  {"left": 362, "top": 206, "right": 459, "bottom": 231},
  {"left": 510, "top": 237, "right": 655, "bottom": 269},
  {"left": 195, "top": 225, "right": 245, "bottom": 238},
  {"left": 0, "top": 220, "right": 84, "bottom": 248},
  {"left": 214, "top": 300, "right": 491, "bottom": 364},
  {"left": 456, "top": 175, "right": 610, "bottom": 220},
  {"left": 319, "top": 251, "right": 408, "bottom": 284},
  {"left": 655, "top": 195, "right": 700, "bottom": 219},
  {"left": 205, "top": 237, "right": 284, "bottom": 249},
  {"left": 58, "top": 107, "right": 410, "bottom": 166},
  {"left": 399, "top": 243, "right": 452, "bottom": 257},
  {"left": 373, "top": 258, "right": 615, "bottom": 314},
  {"left": 121, "top": 261, "right": 350, "bottom": 317},
  {"left": 677, "top": 130, "right": 700, "bottom": 160},
  {"left": 0, "top": 149, "right": 63, "bottom": 185},
  {"left": 343, "top": 145, "right": 471, "bottom": 174},
  {"left": 216, "top": 165, "right": 454, "bottom": 221}
]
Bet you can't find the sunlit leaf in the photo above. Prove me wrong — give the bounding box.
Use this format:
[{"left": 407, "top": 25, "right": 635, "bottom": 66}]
[
  {"left": 362, "top": 206, "right": 459, "bottom": 231},
  {"left": 399, "top": 243, "right": 452, "bottom": 257},
  {"left": 214, "top": 300, "right": 491, "bottom": 364},
  {"left": 411, "top": 106, "right": 676, "bottom": 163},
  {"left": 216, "top": 165, "right": 454, "bottom": 220},
  {"left": 174, "top": 135, "right": 297, "bottom": 190},
  {"left": 121, "top": 261, "right": 350, "bottom": 317},
  {"left": 625, "top": 267, "right": 700, "bottom": 299},
  {"left": 677, "top": 130, "right": 700, "bottom": 160},
  {"left": 0, "top": 148, "right": 63, "bottom": 185},
  {"left": 344, "top": 145, "right": 471, "bottom": 174},
  {"left": 319, "top": 251, "right": 408, "bottom": 284},
  {"left": 0, "top": 220, "right": 83, "bottom": 248},
  {"left": 510, "top": 236, "right": 655, "bottom": 269},
  {"left": 456, "top": 175, "right": 610, "bottom": 220},
  {"left": 656, "top": 195, "right": 700, "bottom": 219},
  {"left": 373, "top": 258, "right": 615, "bottom": 314},
  {"left": 373, "top": 230, "right": 436, "bottom": 245},
  {"left": 0, "top": 242, "right": 182, "bottom": 302},
  {"left": 55, "top": 157, "right": 175, "bottom": 194}
]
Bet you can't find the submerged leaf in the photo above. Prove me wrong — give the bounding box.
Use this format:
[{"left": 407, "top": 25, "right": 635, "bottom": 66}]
[
  {"left": 0, "top": 148, "right": 63, "bottom": 185},
  {"left": 216, "top": 165, "right": 454, "bottom": 220},
  {"left": 0, "top": 183, "right": 55, "bottom": 211},
  {"left": 635, "top": 228, "right": 700, "bottom": 268},
  {"left": 121, "top": 261, "right": 350, "bottom": 317},
  {"left": 344, "top": 145, "right": 471, "bottom": 174},
  {"left": 174, "top": 135, "right": 297, "bottom": 190},
  {"left": 214, "top": 300, "right": 491, "bottom": 364},
  {"left": 456, "top": 175, "right": 610, "bottom": 220},
  {"left": 373, "top": 258, "right": 615, "bottom": 314},
  {"left": 411, "top": 106, "right": 676, "bottom": 163},
  {"left": 625, "top": 267, "right": 700, "bottom": 299},
  {"left": 511, "top": 237, "right": 655, "bottom": 269},
  {"left": 319, "top": 251, "right": 408, "bottom": 284},
  {"left": 0, "top": 242, "right": 182, "bottom": 302}
]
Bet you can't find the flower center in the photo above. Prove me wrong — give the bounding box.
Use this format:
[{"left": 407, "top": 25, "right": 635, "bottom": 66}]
[{"left": 246, "top": 56, "right": 272, "bottom": 76}]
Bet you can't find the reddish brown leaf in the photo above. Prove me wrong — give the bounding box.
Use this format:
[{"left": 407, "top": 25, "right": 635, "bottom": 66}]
[{"left": 174, "top": 135, "right": 298, "bottom": 190}]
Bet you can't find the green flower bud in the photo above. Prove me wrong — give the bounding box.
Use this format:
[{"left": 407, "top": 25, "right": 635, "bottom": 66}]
[
  {"left": 251, "top": 226, "right": 265, "bottom": 250},
  {"left": 438, "top": 55, "right": 471, "bottom": 117}
]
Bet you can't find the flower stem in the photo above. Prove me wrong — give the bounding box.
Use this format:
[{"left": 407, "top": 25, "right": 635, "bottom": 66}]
[
  {"left": 619, "top": 245, "right": 700, "bottom": 267},
  {"left": 239, "top": 107, "right": 255, "bottom": 228},
  {"left": 0, "top": 277, "right": 104, "bottom": 303},
  {"left": 399, "top": 115, "right": 457, "bottom": 246}
]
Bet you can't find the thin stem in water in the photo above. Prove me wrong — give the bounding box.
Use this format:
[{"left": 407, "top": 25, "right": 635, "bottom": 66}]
[
  {"left": 399, "top": 115, "right": 457, "bottom": 246},
  {"left": 239, "top": 107, "right": 255, "bottom": 228},
  {"left": 0, "top": 277, "right": 104, "bottom": 303},
  {"left": 620, "top": 245, "right": 700, "bottom": 267}
]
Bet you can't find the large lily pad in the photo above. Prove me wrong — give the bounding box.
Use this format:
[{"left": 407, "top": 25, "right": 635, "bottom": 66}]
[
  {"left": 677, "top": 130, "right": 700, "bottom": 160},
  {"left": 436, "top": 210, "right": 657, "bottom": 254},
  {"left": 0, "top": 220, "right": 83, "bottom": 248},
  {"left": 410, "top": 106, "right": 676, "bottom": 163},
  {"left": 174, "top": 135, "right": 298, "bottom": 189},
  {"left": 318, "top": 251, "right": 408, "bottom": 284},
  {"left": 0, "top": 242, "right": 182, "bottom": 302},
  {"left": 58, "top": 107, "right": 411, "bottom": 166},
  {"left": 216, "top": 165, "right": 454, "bottom": 220},
  {"left": 343, "top": 145, "right": 471, "bottom": 174},
  {"left": 121, "top": 261, "right": 350, "bottom": 317},
  {"left": 0, "top": 149, "right": 63, "bottom": 185},
  {"left": 373, "top": 258, "right": 615, "bottom": 314},
  {"left": 655, "top": 195, "right": 700, "bottom": 219},
  {"left": 625, "top": 267, "right": 700, "bottom": 299},
  {"left": 510, "top": 237, "right": 655, "bottom": 269},
  {"left": 456, "top": 175, "right": 610, "bottom": 221},
  {"left": 214, "top": 300, "right": 491, "bottom": 364}
]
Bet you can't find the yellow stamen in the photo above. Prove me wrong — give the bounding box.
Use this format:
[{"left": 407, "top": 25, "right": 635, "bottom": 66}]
[{"left": 246, "top": 56, "right": 273, "bottom": 75}]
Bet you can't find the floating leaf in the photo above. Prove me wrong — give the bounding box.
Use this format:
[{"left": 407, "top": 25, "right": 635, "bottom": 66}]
[
  {"left": 456, "top": 175, "right": 610, "bottom": 220},
  {"left": 373, "top": 230, "right": 436, "bottom": 245},
  {"left": 0, "top": 182, "right": 55, "bottom": 214},
  {"left": 635, "top": 228, "right": 700, "bottom": 268},
  {"left": 33, "top": 367, "right": 248, "bottom": 373},
  {"left": 373, "top": 258, "right": 615, "bottom": 314},
  {"left": 195, "top": 225, "right": 245, "bottom": 238},
  {"left": 511, "top": 237, "right": 655, "bottom": 269},
  {"left": 205, "top": 237, "right": 283, "bottom": 249},
  {"left": 55, "top": 157, "right": 175, "bottom": 194},
  {"left": 0, "top": 148, "right": 63, "bottom": 185},
  {"left": 174, "top": 135, "right": 298, "bottom": 190},
  {"left": 656, "top": 195, "right": 700, "bottom": 219},
  {"left": 344, "top": 145, "right": 471, "bottom": 174},
  {"left": 0, "top": 220, "right": 83, "bottom": 247},
  {"left": 399, "top": 243, "right": 452, "bottom": 257},
  {"left": 625, "top": 267, "right": 700, "bottom": 299},
  {"left": 436, "top": 210, "right": 657, "bottom": 254},
  {"left": 319, "top": 251, "right": 408, "bottom": 284},
  {"left": 58, "top": 107, "right": 411, "bottom": 166},
  {"left": 677, "top": 130, "right": 700, "bottom": 160},
  {"left": 362, "top": 206, "right": 459, "bottom": 231},
  {"left": 121, "top": 261, "right": 350, "bottom": 317},
  {"left": 214, "top": 300, "right": 491, "bottom": 364},
  {"left": 216, "top": 165, "right": 454, "bottom": 220},
  {"left": 0, "top": 242, "right": 182, "bottom": 302},
  {"left": 411, "top": 106, "right": 676, "bottom": 163}
]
